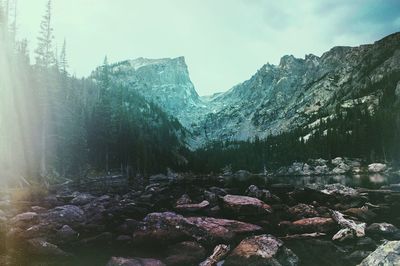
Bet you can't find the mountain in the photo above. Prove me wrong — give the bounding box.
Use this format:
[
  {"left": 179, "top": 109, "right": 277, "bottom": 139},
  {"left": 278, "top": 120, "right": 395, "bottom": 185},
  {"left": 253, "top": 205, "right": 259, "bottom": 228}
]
[
  {"left": 93, "top": 56, "right": 208, "bottom": 130},
  {"left": 91, "top": 32, "right": 400, "bottom": 149},
  {"left": 199, "top": 32, "right": 400, "bottom": 143}
]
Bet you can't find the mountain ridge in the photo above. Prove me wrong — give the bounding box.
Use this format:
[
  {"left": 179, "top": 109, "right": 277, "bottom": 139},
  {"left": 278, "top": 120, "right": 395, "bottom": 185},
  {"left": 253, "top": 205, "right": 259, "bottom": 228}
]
[{"left": 93, "top": 32, "right": 400, "bottom": 148}]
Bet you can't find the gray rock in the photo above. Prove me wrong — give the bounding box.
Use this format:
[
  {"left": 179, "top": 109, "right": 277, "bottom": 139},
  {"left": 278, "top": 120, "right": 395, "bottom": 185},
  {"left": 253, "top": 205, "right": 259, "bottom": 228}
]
[
  {"left": 11, "top": 212, "right": 38, "bottom": 228},
  {"left": 233, "top": 170, "right": 252, "bottom": 180},
  {"left": 287, "top": 204, "right": 319, "bottom": 220},
  {"left": 26, "top": 238, "right": 70, "bottom": 257},
  {"left": 70, "top": 192, "right": 96, "bottom": 205},
  {"left": 56, "top": 225, "right": 78, "bottom": 243},
  {"left": 107, "top": 256, "right": 166, "bottom": 266},
  {"left": 175, "top": 194, "right": 192, "bottom": 205},
  {"left": 368, "top": 163, "right": 387, "bottom": 173},
  {"left": 358, "top": 240, "right": 400, "bottom": 266},
  {"left": 366, "top": 223, "right": 398, "bottom": 237},
  {"left": 43, "top": 205, "right": 85, "bottom": 227},
  {"left": 332, "top": 162, "right": 351, "bottom": 174}
]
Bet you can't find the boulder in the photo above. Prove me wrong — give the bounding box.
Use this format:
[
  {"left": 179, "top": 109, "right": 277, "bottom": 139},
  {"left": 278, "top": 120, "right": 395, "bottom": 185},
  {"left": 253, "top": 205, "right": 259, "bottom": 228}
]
[
  {"left": 366, "top": 223, "right": 399, "bottom": 237},
  {"left": 245, "top": 185, "right": 276, "bottom": 203},
  {"left": 332, "top": 162, "right": 351, "bottom": 174},
  {"left": 234, "top": 170, "right": 252, "bottom": 180},
  {"left": 331, "top": 157, "right": 345, "bottom": 166},
  {"left": 289, "top": 217, "right": 337, "bottom": 233},
  {"left": 319, "top": 183, "right": 359, "bottom": 197},
  {"left": 343, "top": 207, "right": 376, "bottom": 222},
  {"left": 314, "top": 165, "right": 329, "bottom": 175},
  {"left": 132, "top": 212, "right": 262, "bottom": 245},
  {"left": 287, "top": 204, "right": 319, "bottom": 220},
  {"left": 107, "top": 257, "right": 165, "bottom": 266},
  {"left": 200, "top": 244, "right": 230, "bottom": 266},
  {"left": 164, "top": 241, "right": 206, "bottom": 266},
  {"left": 358, "top": 240, "right": 400, "bottom": 266},
  {"left": 224, "top": 234, "right": 299, "bottom": 266},
  {"left": 26, "top": 238, "right": 70, "bottom": 257},
  {"left": 368, "top": 163, "right": 387, "bottom": 173},
  {"left": 175, "top": 194, "right": 192, "bottom": 205},
  {"left": 246, "top": 185, "right": 265, "bottom": 199},
  {"left": 186, "top": 216, "right": 262, "bottom": 242},
  {"left": 70, "top": 192, "right": 96, "bottom": 205},
  {"left": 222, "top": 194, "right": 272, "bottom": 216},
  {"left": 7, "top": 222, "right": 55, "bottom": 241},
  {"left": 42, "top": 205, "right": 85, "bottom": 227},
  {"left": 11, "top": 212, "right": 38, "bottom": 228},
  {"left": 56, "top": 225, "right": 78, "bottom": 243},
  {"left": 132, "top": 212, "right": 192, "bottom": 245}
]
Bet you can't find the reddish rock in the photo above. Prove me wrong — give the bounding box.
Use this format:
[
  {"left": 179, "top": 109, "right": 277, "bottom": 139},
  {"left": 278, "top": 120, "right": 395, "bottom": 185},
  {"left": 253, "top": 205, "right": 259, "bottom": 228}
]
[
  {"left": 290, "top": 217, "right": 337, "bottom": 233},
  {"left": 224, "top": 234, "right": 298, "bottom": 266},
  {"left": 132, "top": 212, "right": 262, "bottom": 245},
  {"left": 187, "top": 216, "right": 262, "bottom": 242},
  {"left": 222, "top": 194, "right": 272, "bottom": 216}
]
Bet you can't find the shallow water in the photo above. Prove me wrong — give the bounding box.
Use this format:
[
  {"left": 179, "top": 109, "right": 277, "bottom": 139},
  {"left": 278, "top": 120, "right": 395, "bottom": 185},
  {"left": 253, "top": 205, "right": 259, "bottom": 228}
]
[{"left": 225, "top": 172, "right": 400, "bottom": 191}]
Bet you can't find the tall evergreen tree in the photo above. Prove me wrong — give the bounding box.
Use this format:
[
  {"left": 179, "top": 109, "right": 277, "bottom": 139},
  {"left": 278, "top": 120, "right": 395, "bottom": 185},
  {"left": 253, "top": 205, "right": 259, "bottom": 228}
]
[
  {"left": 59, "top": 38, "right": 68, "bottom": 75},
  {"left": 35, "top": 0, "right": 54, "bottom": 68}
]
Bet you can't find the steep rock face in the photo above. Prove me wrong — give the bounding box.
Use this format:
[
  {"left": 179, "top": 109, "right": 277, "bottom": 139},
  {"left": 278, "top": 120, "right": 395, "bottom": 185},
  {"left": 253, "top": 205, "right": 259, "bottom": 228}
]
[
  {"left": 95, "top": 57, "right": 208, "bottom": 130},
  {"left": 198, "top": 32, "right": 400, "bottom": 143}
]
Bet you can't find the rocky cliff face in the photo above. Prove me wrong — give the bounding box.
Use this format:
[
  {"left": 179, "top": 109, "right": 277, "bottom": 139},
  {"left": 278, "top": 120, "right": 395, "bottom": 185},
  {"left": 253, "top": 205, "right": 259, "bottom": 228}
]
[
  {"left": 199, "top": 32, "right": 400, "bottom": 143},
  {"left": 93, "top": 32, "right": 400, "bottom": 148},
  {"left": 95, "top": 56, "right": 208, "bottom": 130}
]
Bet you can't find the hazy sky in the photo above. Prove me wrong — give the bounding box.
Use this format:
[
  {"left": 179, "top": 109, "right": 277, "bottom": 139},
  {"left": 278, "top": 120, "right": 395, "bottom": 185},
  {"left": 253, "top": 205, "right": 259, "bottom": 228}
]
[{"left": 17, "top": 0, "right": 400, "bottom": 95}]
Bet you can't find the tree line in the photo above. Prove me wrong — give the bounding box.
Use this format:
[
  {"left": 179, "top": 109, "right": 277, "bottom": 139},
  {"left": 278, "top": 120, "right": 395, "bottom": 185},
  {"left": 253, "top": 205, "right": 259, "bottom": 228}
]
[
  {"left": 0, "top": 0, "right": 187, "bottom": 185},
  {"left": 188, "top": 74, "right": 400, "bottom": 173}
]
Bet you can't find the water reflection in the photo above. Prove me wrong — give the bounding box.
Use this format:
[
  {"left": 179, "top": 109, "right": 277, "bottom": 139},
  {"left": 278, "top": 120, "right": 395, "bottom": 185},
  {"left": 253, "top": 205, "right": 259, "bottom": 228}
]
[{"left": 262, "top": 173, "right": 399, "bottom": 189}]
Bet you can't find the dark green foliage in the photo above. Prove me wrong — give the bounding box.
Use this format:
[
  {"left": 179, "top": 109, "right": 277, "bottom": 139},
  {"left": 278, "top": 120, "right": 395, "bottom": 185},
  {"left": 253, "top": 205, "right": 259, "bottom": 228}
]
[
  {"left": 1, "top": 3, "right": 187, "bottom": 181},
  {"left": 189, "top": 79, "right": 400, "bottom": 173},
  {"left": 86, "top": 63, "right": 187, "bottom": 176}
]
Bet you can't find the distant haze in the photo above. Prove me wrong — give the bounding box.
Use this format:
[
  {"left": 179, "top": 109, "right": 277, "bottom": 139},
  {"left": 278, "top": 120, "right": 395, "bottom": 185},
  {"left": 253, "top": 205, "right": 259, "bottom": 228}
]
[{"left": 17, "top": 0, "right": 400, "bottom": 95}]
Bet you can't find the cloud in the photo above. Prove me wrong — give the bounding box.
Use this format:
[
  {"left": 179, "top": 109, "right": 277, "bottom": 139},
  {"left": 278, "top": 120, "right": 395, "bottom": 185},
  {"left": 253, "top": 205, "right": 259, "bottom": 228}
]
[{"left": 16, "top": 0, "right": 400, "bottom": 95}]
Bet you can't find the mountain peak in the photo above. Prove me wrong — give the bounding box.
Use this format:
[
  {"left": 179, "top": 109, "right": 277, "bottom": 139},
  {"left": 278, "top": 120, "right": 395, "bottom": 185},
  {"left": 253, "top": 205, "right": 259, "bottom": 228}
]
[{"left": 129, "top": 56, "right": 186, "bottom": 70}]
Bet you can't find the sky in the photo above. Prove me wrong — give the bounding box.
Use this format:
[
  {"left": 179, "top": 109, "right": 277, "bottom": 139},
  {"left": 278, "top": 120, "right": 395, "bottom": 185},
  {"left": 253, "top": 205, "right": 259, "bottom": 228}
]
[{"left": 15, "top": 0, "right": 400, "bottom": 95}]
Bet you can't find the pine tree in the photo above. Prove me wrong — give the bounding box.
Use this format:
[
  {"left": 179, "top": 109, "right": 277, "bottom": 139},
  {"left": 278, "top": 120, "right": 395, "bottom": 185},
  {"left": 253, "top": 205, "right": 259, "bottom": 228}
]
[
  {"left": 59, "top": 38, "right": 68, "bottom": 75},
  {"left": 35, "top": 0, "right": 55, "bottom": 68}
]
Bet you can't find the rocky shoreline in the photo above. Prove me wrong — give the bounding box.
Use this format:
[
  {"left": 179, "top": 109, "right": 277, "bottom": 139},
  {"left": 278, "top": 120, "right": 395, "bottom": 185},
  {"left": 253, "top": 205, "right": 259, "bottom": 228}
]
[{"left": 0, "top": 163, "right": 400, "bottom": 265}]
